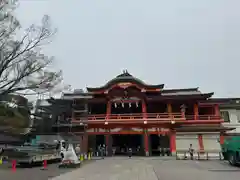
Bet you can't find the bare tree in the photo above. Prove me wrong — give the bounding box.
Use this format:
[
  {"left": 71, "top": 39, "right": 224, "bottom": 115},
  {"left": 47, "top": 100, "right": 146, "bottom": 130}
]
[{"left": 0, "top": 0, "right": 62, "bottom": 97}]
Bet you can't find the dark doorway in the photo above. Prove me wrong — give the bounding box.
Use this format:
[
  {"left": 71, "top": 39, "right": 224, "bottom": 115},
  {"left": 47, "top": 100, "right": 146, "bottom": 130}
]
[
  {"left": 88, "top": 135, "right": 96, "bottom": 151},
  {"left": 150, "top": 134, "right": 170, "bottom": 156},
  {"left": 96, "top": 135, "right": 105, "bottom": 147},
  {"left": 112, "top": 134, "right": 143, "bottom": 156},
  {"left": 150, "top": 135, "right": 160, "bottom": 156}
]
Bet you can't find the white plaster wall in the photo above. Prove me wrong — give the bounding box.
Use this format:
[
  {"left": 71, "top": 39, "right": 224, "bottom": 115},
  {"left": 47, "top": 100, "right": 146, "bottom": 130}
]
[
  {"left": 221, "top": 109, "right": 240, "bottom": 133},
  {"left": 176, "top": 134, "right": 199, "bottom": 150},
  {"left": 202, "top": 134, "right": 221, "bottom": 150},
  {"left": 175, "top": 133, "right": 222, "bottom": 159},
  {"left": 202, "top": 134, "right": 221, "bottom": 158},
  {"left": 175, "top": 134, "right": 199, "bottom": 159}
]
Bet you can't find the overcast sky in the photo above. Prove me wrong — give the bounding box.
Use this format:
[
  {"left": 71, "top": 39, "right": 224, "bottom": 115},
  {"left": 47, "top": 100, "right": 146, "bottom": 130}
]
[{"left": 15, "top": 0, "right": 240, "bottom": 98}]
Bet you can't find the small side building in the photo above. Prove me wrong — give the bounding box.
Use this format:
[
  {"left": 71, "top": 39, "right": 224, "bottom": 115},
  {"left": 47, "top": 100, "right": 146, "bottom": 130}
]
[{"left": 214, "top": 98, "right": 240, "bottom": 135}]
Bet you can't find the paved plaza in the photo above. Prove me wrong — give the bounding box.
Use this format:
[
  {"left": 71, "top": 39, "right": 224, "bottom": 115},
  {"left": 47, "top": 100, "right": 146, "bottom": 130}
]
[
  {"left": 50, "top": 157, "right": 240, "bottom": 180},
  {"left": 0, "top": 163, "right": 73, "bottom": 180},
  {"left": 0, "top": 157, "right": 240, "bottom": 180}
]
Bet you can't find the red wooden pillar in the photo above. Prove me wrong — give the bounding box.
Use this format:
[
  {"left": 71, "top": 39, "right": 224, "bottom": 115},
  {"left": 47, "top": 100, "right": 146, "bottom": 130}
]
[
  {"left": 194, "top": 103, "right": 199, "bottom": 120},
  {"left": 142, "top": 100, "right": 147, "bottom": 118},
  {"left": 105, "top": 133, "right": 109, "bottom": 147},
  {"left": 105, "top": 129, "right": 110, "bottom": 147},
  {"left": 167, "top": 103, "right": 172, "bottom": 118},
  {"left": 170, "top": 131, "right": 176, "bottom": 155},
  {"left": 105, "top": 101, "right": 111, "bottom": 148},
  {"left": 220, "top": 133, "right": 225, "bottom": 145},
  {"left": 106, "top": 101, "right": 111, "bottom": 119},
  {"left": 142, "top": 100, "right": 148, "bottom": 156},
  {"left": 198, "top": 134, "right": 204, "bottom": 151},
  {"left": 105, "top": 130, "right": 113, "bottom": 156},
  {"left": 214, "top": 104, "right": 220, "bottom": 116},
  {"left": 144, "top": 129, "right": 149, "bottom": 156}
]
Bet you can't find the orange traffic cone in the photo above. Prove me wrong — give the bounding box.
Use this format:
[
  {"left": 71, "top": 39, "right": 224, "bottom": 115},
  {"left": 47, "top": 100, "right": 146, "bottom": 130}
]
[
  {"left": 41, "top": 160, "right": 47, "bottom": 170},
  {"left": 11, "top": 160, "right": 16, "bottom": 172}
]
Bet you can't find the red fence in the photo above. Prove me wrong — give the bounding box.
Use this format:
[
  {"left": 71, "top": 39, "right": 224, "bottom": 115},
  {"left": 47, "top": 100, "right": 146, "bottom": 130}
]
[
  {"left": 88, "top": 113, "right": 181, "bottom": 120},
  {"left": 71, "top": 113, "right": 223, "bottom": 124}
]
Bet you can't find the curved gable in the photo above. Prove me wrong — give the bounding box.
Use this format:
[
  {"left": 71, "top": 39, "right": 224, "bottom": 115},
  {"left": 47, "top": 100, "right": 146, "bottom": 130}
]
[{"left": 87, "top": 70, "right": 164, "bottom": 93}]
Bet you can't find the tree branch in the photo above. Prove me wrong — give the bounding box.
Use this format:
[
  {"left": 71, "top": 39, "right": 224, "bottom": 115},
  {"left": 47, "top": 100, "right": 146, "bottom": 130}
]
[{"left": 0, "top": 1, "right": 61, "bottom": 97}]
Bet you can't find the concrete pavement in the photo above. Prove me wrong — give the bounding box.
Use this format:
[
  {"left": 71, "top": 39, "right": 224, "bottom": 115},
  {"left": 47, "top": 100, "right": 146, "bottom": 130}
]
[
  {"left": 0, "top": 163, "right": 73, "bottom": 180},
  {"left": 50, "top": 157, "right": 158, "bottom": 180},
  {"left": 151, "top": 159, "right": 240, "bottom": 180},
  {"left": 50, "top": 157, "right": 240, "bottom": 180}
]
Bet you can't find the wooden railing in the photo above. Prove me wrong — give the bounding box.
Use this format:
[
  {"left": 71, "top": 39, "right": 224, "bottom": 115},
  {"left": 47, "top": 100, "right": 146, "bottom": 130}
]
[
  {"left": 71, "top": 113, "right": 223, "bottom": 123},
  {"left": 88, "top": 113, "right": 181, "bottom": 120},
  {"left": 185, "top": 115, "right": 222, "bottom": 120}
]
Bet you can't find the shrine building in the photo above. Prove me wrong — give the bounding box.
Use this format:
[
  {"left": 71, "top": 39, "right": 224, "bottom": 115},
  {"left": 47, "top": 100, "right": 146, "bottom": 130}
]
[{"left": 56, "top": 71, "right": 232, "bottom": 156}]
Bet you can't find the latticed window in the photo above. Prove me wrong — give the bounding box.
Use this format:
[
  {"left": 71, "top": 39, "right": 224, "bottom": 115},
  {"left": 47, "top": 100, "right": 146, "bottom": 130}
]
[{"left": 220, "top": 111, "right": 230, "bottom": 122}]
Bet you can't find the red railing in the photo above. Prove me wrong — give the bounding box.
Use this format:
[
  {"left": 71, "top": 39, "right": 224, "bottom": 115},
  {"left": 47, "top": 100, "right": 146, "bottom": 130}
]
[
  {"left": 185, "top": 115, "right": 222, "bottom": 120},
  {"left": 71, "top": 113, "right": 223, "bottom": 124},
  {"left": 87, "top": 113, "right": 181, "bottom": 120}
]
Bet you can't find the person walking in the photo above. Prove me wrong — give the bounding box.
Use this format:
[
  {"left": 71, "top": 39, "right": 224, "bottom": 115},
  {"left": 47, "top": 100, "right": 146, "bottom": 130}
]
[
  {"left": 100, "top": 145, "right": 104, "bottom": 159},
  {"left": 189, "top": 144, "right": 194, "bottom": 160},
  {"left": 128, "top": 147, "right": 132, "bottom": 158},
  {"left": 112, "top": 147, "right": 116, "bottom": 156}
]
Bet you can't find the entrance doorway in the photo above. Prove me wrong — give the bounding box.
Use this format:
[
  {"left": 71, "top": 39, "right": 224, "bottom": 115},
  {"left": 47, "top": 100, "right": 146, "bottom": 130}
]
[
  {"left": 96, "top": 135, "right": 105, "bottom": 147},
  {"left": 150, "top": 134, "right": 170, "bottom": 156},
  {"left": 112, "top": 134, "right": 143, "bottom": 156}
]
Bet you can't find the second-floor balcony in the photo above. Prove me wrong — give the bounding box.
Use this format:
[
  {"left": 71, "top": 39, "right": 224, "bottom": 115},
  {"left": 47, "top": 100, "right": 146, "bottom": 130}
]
[{"left": 71, "top": 113, "right": 223, "bottom": 125}]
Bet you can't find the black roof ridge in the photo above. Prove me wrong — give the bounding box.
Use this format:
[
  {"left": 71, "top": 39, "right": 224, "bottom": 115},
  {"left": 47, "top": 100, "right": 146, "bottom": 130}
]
[
  {"left": 160, "top": 92, "right": 214, "bottom": 96},
  {"left": 209, "top": 97, "right": 240, "bottom": 100},
  {"left": 162, "top": 87, "right": 199, "bottom": 92}
]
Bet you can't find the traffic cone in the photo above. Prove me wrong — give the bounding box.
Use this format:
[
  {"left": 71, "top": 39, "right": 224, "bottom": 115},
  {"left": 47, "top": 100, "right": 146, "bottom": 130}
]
[
  {"left": 11, "top": 160, "right": 16, "bottom": 172},
  {"left": 41, "top": 160, "right": 47, "bottom": 170},
  {"left": 80, "top": 154, "right": 84, "bottom": 161}
]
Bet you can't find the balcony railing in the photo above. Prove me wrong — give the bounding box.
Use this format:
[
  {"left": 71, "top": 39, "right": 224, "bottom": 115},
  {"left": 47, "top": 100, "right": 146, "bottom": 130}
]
[
  {"left": 185, "top": 115, "right": 222, "bottom": 120},
  {"left": 88, "top": 113, "right": 181, "bottom": 120},
  {"left": 71, "top": 113, "right": 223, "bottom": 124}
]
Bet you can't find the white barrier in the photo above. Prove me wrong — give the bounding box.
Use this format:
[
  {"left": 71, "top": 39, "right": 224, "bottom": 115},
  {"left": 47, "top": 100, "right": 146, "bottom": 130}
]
[{"left": 176, "top": 150, "right": 223, "bottom": 160}]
